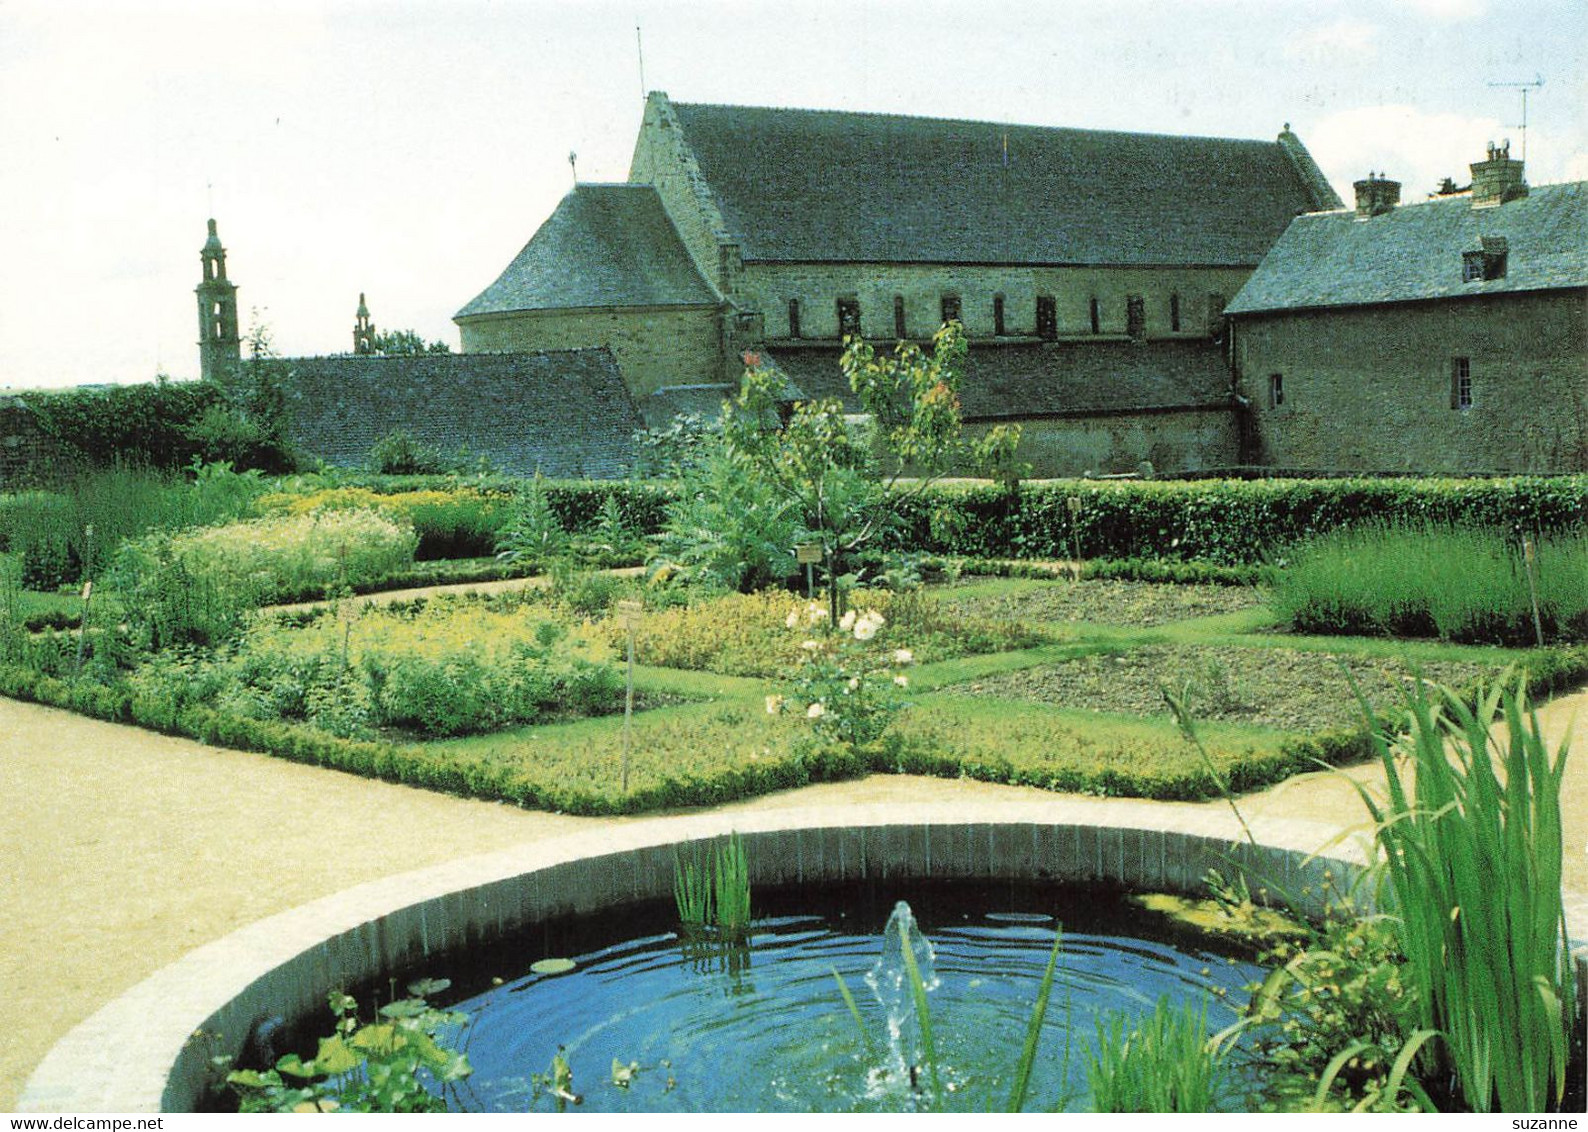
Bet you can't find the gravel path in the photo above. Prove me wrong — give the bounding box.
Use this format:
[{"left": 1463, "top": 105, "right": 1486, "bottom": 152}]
[{"left": 3, "top": 682, "right": 1585, "bottom": 1110}]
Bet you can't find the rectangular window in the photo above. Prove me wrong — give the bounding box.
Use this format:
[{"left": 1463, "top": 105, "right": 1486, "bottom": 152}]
[
  {"left": 1451, "top": 357, "right": 1472, "bottom": 409},
  {"left": 993, "top": 294, "right": 1007, "bottom": 337},
  {"left": 941, "top": 295, "right": 961, "bottom": 326},
  {"left": 1462, "top": 252, "right": 1485, "bottom": 283},
  {"left": 894, "top": 295, "right": 907, "bottom": 340},
  {"left": 1036, "top": 295, "right": 1057, "bottom": 341},
  {"left": 1207, "top": 293, "right": 1226, "bottom": 338},
  {"left": 1170, "top": 292, "right": 1181, "bottom": 332},
  {"left": 1126, "top": 295, "right": 1145, "bottom": 342},
  {"left": 1269, "top": 373, "right": 1284, "bottom": 408},
  {"left": 837, "top": 298, "right": 861, "bottom": 338},
  {"left": 787, "top": 298, "right": 801, "bottom": 339},
  {"left": 1089, "top": 297, "right": 1101, "bottom": 334}
]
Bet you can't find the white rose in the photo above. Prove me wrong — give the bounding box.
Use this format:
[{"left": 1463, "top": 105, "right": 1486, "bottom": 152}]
[
  {"left": 806, "top": 702, "right": 825, "bottom": 719},
  {"left": 894, "top": 674, "right": 909, "bottom": 688},
  {"left": 785, "top": 611, "right": 799, "bottom": 629},
  {"left": 765, "top": 695, "right": 783, "bottom": 715},
  {"left": 893, "top": 648, "right": 914, "bottom": 665},
  {"left": 839, "top": 610, "right": 857, "bottom": 631}
]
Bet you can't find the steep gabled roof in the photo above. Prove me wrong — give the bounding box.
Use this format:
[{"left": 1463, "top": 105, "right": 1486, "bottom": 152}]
[
  {"left": 667, "top": 101, "right": 1338, "bottom": 267},
  {"left": 455, "top": 185, "right": 717, "bottom": 319},
  {"left": 277, "top": 350, "right": 641, "bottom": 478},
  {"left": 762, "top": 341, "right": 1232, "bottom": 420},
  {"left": 1226, "top": 180, "right": 1588, "bottom": 316}
]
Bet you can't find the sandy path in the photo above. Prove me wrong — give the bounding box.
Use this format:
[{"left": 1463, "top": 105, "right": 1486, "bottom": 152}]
[{"left": 2, "top": 682, "right": 1583, "bottom": 1110}]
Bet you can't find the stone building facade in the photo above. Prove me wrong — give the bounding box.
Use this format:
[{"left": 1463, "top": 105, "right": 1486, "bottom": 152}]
[
  {"left": 1226, "top": 148, "right": 1588, "bottom": 473},
  {"left": 458, "top": 93, "right": 1342, "bottom": 476}
]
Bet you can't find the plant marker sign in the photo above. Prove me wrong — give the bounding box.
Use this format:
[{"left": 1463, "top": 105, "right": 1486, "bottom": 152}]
[{"left": 616, "top": 599, "right": 643, "bottom": 791}]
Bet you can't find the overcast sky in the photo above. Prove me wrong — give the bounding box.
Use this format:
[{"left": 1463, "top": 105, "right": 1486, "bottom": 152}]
[{"left": 2, "top": 0, "right": 1583, "bottom": 390}]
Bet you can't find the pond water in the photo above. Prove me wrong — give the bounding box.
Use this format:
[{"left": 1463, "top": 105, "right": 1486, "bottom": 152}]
[{"left": 428, "top": 880, "right": 1267, "bottom": 1113}]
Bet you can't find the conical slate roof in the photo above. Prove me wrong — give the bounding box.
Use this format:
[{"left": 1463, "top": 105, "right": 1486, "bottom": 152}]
[{"left": 456, "top": 184, "right": 717, "bottom": 318}]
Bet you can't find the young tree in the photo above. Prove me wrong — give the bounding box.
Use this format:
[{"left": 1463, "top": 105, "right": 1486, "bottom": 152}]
[
  {"left": 371, "top": 329, "right": 452, "bottom": 356},
  {"left": 721, "top": 322, "right": 1020, "bottom": 618}
]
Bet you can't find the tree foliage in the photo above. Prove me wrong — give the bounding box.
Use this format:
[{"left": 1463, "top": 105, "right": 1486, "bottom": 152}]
[
  {"left": 719, "top": 322, "right": 1020, "bottom": 612},
  {"left": 370, "top": 329, "right": 452, "bottom": 356}
]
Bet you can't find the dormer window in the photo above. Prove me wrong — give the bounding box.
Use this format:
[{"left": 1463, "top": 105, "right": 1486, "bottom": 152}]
[{"left": 1463, "top": 237, "right": 1508, "bottom": 282}]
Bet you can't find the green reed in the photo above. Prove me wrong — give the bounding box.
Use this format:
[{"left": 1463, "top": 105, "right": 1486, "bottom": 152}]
[
  {"left": 1087, "top": 995, "right": 1222, "bottom": 1113},
  {"left": 1348, "top": 672, "right": 1576, "bottom": 1111}
]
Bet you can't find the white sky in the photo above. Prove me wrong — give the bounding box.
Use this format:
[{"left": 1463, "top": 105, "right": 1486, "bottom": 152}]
[{"left": 1, "top": 0, "right": 1583, "bottom": 390}]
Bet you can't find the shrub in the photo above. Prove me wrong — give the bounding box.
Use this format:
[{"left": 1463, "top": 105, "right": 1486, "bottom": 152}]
[
  {"left": 1272, "top": 524, "right": 1588, "bottom": 644},
  {"left": 889, "top": 477, "right": 1588, "bottom": 566},
  {"left": 367, "top": 430, "right": 453, "bottom": 475},
  {"left": 256, "top": 486, "right": 512, "bottom": 560}
]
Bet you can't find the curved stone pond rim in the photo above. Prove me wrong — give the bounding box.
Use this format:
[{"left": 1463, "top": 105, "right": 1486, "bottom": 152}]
[{"left": 18, "top": 801, "right": 1588, "bottom": 1113}]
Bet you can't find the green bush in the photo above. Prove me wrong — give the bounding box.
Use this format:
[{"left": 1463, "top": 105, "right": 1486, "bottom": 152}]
[
  {"left": 1272, "top": 524, "right": 1588, "bottom": 644},
  {"left": 889, "top": 477, "right": 1588, "bottom": 566},
  {"left": 0, "top": 463, "right": 266, "bottom": 588}
]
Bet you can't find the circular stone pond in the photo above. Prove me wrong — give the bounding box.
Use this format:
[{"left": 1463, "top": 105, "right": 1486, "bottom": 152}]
[
  {"left": 19, "top": 802, "right": 1588, "bottom": 1112},
  {"left": 431, "top": 879, "right": 1267, "bottom": 1112}
]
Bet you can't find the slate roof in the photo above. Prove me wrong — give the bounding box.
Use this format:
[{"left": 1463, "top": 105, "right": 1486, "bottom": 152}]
[
  {"left": 762, "top": 342, "right": 1233, "bottom": 421},
  {"left": 1226, "top": 180, "right": 1588, "bottom": 316},
  {"left": 455, "top": 185, "right": 718, "bottom": 319},
  {"left": 639, "top": 384, "right": 736, "bottom": 429},
  {"left": 668, "top": 101, "right": 1338, "bottom": 267},
  {"left": 277, "top": 350, "right": 642, "bottom": 478}
]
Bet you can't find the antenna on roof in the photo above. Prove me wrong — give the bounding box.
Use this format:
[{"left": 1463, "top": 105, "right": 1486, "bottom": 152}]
[
  {"left": 1488, "top": 74, "right": 1544, "bottom": 162},
  {"left": 569, "top": 151, "right": 578, "bottom": 187},
  {"left": 636, "top": 21, "right": 646, "bottom": 101}
]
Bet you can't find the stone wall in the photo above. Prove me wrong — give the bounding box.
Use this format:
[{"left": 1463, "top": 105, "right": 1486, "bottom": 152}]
[
  {"left": 458, "top": 305, "right": 724, "bottom": 395},
  {"left": 628, "top": 94, "right": 737, "bottom": 303},
  {"left": 1234, "top": 290, "right": 1588, "bottom": 473},
  {"left": 965, "top": 406, "right": 1241, "bottom": 478},
  {"left": 744, "top": 263, "right": 1255, "bottom": 342}
]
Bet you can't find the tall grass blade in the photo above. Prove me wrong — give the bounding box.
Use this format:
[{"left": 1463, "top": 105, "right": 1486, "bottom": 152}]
[
  {"left": 830, "top": 967, "right": 873, "bottom": 1055},
  {"left": 1005, "top": 927, "right": 1063, "bottom": 1113},
  {"left": 897, "top": 920, "right": 941, "bottom": 1106},
  {"left": 712, "top": 832, "right": 752, "bottom": 934}
]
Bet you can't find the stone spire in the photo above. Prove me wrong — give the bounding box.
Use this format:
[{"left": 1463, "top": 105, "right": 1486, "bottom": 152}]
[
  {"left": 353, "top": 292, "right": 376, "bottom": 354},
  {"left": 196, "top": 219, "right": 241, "bottom": 382}
]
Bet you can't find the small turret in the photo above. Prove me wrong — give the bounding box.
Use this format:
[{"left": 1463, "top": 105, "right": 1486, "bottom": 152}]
[{"left": 353, "top": 293, "right": 376, "bottom": 355}]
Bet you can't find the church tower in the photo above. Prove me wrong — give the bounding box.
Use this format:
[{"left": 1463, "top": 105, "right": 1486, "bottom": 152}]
[
  {"left": 353, "top": 293, "right": 376, "bottom": 354},
  {"left": 196, "top": 219, "right": 241, "bottom": 381}
]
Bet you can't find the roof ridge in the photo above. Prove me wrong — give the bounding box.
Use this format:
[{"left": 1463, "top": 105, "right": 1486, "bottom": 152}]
[{"left": 669, "top": 99, "right": 1283, "bottom": 148}]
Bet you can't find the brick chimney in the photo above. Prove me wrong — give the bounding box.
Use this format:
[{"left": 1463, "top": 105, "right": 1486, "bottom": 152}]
[
  {"left": 1469, "top": 140, "right": 1528, "bottom": 207},
  {"left": 1353, "top": 172, "right": 1401, "bottom": 219}
]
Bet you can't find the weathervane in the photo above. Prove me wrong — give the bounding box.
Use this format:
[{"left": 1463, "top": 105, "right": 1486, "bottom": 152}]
[{"left": 1488, "top": 75, "right": 1544, "bottom": 162}]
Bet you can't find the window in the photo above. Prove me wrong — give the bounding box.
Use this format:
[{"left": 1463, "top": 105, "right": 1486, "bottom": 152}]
[
  {"left": 1269, "top": 373, "right": 1284, "bottom": 408},
  {"left": 837, "top": 297, "right": 861, "bottom": 338},
  {"left": 1036, "top": 295, "right": 1057, "bottom": 341},
  {"left": 1462, "top": 252, "right": 1485, "bottom": 283},
  {"left": 993, "top": 294, "right": 1007, "bottom": 337},
  {"left": 1451, "top": 357, "right": 1472, "bottom": 410},
  {"left": 1089, "top": 297, "right": 1101, "bottom": 334},
  {"left": 894, "top": 295, "right": 907, "bottom": 340},
  {"left": 787, "top": 298, "right": 801, "bottom": 339},
  {"left": 940, "top": 295, "right": 961, "bottom": 326},
  {"left": 1207, "top": 293, "right": 1226, "bottom": 338},
  {"left": 1170, "top": 292, "right": 1182, "bottom": 332},
  {"left": 1126, "top": 295, "right": 1145, "bottom": 342}
]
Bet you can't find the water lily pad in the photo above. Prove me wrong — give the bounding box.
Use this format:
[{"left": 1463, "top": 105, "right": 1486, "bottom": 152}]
[{"left": 531, "top": 957, "right": 577, "bottom": 975}]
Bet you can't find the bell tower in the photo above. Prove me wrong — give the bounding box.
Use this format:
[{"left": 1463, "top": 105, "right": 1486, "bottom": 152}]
[
  {"left": 353, "top": 293, "right": 376, "bottom": 354},
  {"left": 196, "top": 219, "right": 241, "bottom": 381}
]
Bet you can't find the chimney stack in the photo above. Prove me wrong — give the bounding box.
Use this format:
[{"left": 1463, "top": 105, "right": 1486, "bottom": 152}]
[
  {"left": 1469, "top": 140, "right": 1528, "bottom": 207},
  {"left": 1353, "top": 172, "right": 1401, "bottom": 219}
]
